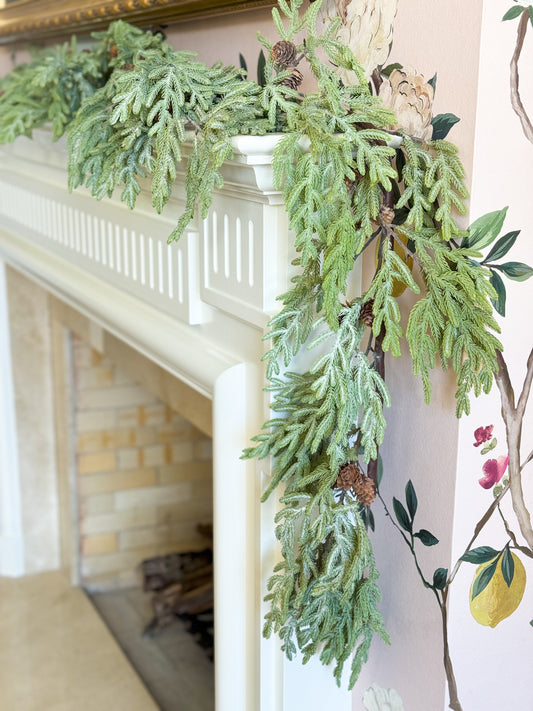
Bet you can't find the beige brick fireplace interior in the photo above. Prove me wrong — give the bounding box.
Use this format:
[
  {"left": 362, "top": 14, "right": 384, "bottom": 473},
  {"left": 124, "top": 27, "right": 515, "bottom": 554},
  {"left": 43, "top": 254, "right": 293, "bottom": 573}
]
[
  {"left": 48, "top": 280, "right": 214, "bottom": 590},
  {"left": 2, "top": 265, "right": 217, "bottom": 707},
  {"left": 73, "top": 334, "right": 213, "bottom": 591}
]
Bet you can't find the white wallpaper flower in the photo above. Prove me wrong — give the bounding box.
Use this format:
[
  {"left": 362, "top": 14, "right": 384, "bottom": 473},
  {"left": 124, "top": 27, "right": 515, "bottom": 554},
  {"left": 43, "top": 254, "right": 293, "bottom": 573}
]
[
  {"left": 363, "top": 683, "right": 405, "bottom": 711},
  {"left": 378, "top": 66, "right": 435, "bottom": 141},
  {"left": 319, "top": 0, "right": 398, "bottom": 80}
]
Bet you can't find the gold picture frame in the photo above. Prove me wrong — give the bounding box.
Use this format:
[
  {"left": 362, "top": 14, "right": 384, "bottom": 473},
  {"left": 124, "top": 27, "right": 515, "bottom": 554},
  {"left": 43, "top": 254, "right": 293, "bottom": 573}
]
[{"left": 0, "top": 0, "right": 274, "bottom": 45}]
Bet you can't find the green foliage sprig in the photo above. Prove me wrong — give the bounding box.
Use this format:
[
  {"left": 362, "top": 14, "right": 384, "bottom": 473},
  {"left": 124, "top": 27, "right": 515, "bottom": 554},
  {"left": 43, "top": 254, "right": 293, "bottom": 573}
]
[
  {"left": 265, "top": 487, "right": 388, "bottom": 689},
  {"left": 0, "top": 38, "right": 104, "bottom": 143}
]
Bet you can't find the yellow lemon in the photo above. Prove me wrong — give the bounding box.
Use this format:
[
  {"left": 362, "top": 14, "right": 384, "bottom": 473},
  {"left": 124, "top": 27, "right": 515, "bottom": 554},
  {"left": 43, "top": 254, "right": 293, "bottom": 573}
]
[
  {"left": 469, "top": 553, "right": 526, "bottom": 628},
  {"left": 374, "top": 231, "right": 414, "bottom": 298}
]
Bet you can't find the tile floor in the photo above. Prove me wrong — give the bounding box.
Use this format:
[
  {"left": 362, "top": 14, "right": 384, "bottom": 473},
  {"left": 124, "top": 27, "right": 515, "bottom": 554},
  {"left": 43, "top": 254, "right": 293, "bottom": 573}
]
[{"left": 0, "top": 572, "right": 158, "bottom": 711}]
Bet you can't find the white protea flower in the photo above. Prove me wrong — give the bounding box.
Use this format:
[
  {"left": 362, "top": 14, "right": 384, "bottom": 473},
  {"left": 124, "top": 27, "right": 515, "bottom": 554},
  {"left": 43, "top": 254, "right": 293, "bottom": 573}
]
[
  {"left": 378, "top": 66, "right": 434, "bottom": 141},
  {"left": 319, "top": 0, "right": 398, "bottom": 81},
  {"left": 363, "top": 683, "right": 405, "bottom": 711}
]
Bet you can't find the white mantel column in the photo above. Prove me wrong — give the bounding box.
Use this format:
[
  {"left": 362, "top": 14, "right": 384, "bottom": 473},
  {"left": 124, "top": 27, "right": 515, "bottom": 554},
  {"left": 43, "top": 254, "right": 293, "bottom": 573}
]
[{"left": 0, "top": 258, "right": 24, "bottom": 576}]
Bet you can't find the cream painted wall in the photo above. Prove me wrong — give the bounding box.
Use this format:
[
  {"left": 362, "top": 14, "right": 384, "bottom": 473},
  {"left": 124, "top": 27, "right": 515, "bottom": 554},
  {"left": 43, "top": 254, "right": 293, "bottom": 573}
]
[
  {"left": 390, "top": 0, "right": 484, "bottom": 184},
  {"left": 6, "top": 267, "right": 60, "bottom": 573},
  {"left": 166, "top": 7, "right": 274, "bottom": 79}
]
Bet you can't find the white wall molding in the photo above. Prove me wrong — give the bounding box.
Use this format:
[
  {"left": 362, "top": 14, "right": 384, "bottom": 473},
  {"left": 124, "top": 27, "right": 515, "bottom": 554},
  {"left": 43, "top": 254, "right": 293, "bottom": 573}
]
[{"left": 0, "top": 258, "right": 24, "bottom": 576}]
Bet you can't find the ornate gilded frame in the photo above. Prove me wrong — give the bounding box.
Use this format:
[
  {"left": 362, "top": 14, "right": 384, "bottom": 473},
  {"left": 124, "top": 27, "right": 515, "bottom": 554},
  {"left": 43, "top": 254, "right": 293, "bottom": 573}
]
[{"left": 0, "top": 0, "right": 274, "bottom": 45}]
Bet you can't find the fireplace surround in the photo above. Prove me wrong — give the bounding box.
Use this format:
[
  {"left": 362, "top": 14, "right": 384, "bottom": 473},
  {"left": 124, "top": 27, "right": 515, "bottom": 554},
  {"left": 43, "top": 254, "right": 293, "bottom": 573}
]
[{"left": 0, "top": 129, "right": 354, "bottom": 710}]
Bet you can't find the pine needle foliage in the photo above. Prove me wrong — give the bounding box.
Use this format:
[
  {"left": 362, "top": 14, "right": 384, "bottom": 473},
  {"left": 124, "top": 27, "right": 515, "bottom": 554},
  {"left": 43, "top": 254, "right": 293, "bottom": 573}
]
[
  {"left": 0, "top": 38, "right": 105, "bottom": 143},
  {"left": 245, "top": 302, "right": 390, "bottom": 687},
  {"left": 0, "top": 21, "right": 165, "bottom": 145},
  {"left": 0, "top": 0, "right": 525, "bottom": 690},
  {"left": 67, "top": 31, "right": 261, "bottom": 236},
  {"left": 403, "top": 226, "right": 502, "bottom": 415},
  {"left": 264, "top": 487, "right": 389, "bottom": 689}
]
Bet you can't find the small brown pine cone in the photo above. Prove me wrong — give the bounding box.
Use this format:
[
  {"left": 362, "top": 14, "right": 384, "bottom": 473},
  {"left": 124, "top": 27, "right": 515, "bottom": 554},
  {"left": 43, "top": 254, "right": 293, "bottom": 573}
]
[
  {"left": 352, "top": 474, "right": 376, "bottom": 507},
  {"left": 109, "top": 43, "right": 119, "bottom": 59},
  {"left": 335, "top": 462, "right": 363, "bottom": 492},
  {"left": 281, "top": 68, "right": 303, "bottom": 91},
  {"left": 359, "top": 300, "right": 374, "bottom": 328},
  {"left": 271, "top": 40, "right": 297, "bottom": 67},
  {"left": 380, "top": 205, "right": 395, "bottom": 225},
  {"left": 121, "top": 64, "right": 135, "bottom": 72}
]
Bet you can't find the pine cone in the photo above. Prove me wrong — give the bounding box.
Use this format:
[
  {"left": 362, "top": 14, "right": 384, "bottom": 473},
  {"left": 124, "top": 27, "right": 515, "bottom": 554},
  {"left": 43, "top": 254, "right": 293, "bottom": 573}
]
[
  {"left": 109, "top": 43, "right": 119, "bottom": 59},
  {"left": 121, "top": 64, "right": 135, "bottom": 72},
  {"left": 352, "top": 474, "right": 376, "bottom": 506},
  {"left": 271, "top": 40, "right": 297, "bottom": 66},
  {"left": 359, "top": 300, "right": 374, "bottom": 328},
  {"left": 380, "top": 205, "right": 395, "bottom": 225},
  {"left": 281, "top": 68, "right": 303, "bottom": 91},
  {"left": 335, "top": 462, "right": 363, "bottom": 491}
]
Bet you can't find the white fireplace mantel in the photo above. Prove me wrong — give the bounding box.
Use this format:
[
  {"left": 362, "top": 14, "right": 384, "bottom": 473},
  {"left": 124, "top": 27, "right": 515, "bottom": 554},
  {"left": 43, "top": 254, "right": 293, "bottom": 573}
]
[{"left": 0, "top": 130, "right": 353, "bottom": 711}]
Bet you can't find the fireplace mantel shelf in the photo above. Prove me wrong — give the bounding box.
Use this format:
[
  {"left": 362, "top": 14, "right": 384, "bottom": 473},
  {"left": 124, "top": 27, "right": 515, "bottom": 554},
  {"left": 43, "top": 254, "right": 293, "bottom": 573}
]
[{"left": 0, "top": 128, "right": 291, "bottom": 398}]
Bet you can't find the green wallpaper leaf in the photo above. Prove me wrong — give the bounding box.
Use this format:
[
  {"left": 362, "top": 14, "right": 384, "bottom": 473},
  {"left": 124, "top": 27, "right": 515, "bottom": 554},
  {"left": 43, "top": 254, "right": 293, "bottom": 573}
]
[
  {"left": 405, "top": 480, "right": 418, "bottom": 520},
  {"left": 493, "top": 261, "right": 533, "bottom": 281},
  {"left": 483, "top": 230, "right": 520, "bottom": 264},
  {"left": 393, "top": 497, "right": 412, "bottom": 532},
  {"left": 463, "top": 207, "right": 508, "bottom": 250},
  {"left": 461, "top": 546, "right": 499, "bottom": 564},
  {"left": 502, "top": 6, "right": 525, "bottom": 20},
  {"left": 414, "top": 529, "right": 439, "bottom": 546},
  {"left": 431, "top": 113, "right": 460, "bottom": 140},
  {"left": 433, "top": 568, "right": 448, "bottom": 590},
  {"left": 489, "top": 270, "right": 507, "bottom": 317},
  {"left": 502, "top": 546, "right": 515, "bottom": 587},
  {"left": 471, "top": 557, "right": 499, "bottom": 599}
]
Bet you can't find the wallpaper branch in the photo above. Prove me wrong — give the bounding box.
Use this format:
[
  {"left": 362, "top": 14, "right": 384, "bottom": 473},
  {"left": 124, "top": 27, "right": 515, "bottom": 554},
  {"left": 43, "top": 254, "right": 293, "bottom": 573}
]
[{"left": 509, "top": 6, "right": 533, "bottom": 144}]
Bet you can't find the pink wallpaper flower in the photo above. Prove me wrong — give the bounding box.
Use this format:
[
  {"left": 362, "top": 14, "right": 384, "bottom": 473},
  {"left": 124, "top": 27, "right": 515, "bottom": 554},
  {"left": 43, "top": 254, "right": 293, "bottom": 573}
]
[
  {"left": 478, "top": 455, "right": 509, "bottom": 489},
  {"left": 473, "top": 424, "right": 494, "bottom": 447}
]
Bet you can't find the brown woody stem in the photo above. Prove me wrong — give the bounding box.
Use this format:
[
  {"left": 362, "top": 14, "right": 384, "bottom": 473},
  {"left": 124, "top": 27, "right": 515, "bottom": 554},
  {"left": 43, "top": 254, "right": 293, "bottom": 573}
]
[
  {"left": 510, "top": 9, "right": 533, "bottom": 144},
  {"left": 498, "top": 504, "right": 533, "bottom": 558},
  {"left": 447, "top": 483, "right": 510, "bottom": 586},
  {"left": 494, "top": 348, "right": 533, "bottom": 551},
  {"left": 441, "top": 589, "right": 463, "bottom": 711},
  {"left": 366, "top": 325, "right": 385, "bottom": 486}
]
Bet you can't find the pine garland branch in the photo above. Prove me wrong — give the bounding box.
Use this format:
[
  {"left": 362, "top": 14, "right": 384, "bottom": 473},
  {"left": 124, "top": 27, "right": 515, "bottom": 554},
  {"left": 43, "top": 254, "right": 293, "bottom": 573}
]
[
  {"left": 403, "top": 227, "right": 502, "bottom": 414},
  {"left": 264, "top": 488, "right": 389, "bottom": 690},
  {"left": 1, "top": 1, "right": 526, "bottom": 692}
]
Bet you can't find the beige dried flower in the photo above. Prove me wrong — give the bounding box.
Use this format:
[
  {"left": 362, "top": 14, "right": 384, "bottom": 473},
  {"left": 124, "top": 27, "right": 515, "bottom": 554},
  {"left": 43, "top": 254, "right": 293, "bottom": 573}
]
[
  {"left": 363, "top": 683, "right": 405, "bottom": 711},
  {"left": 319, "top": 0, "right": 398, "bottom": 80},
  {"left": 379, "top": 66, "right": 434, "bottom": 141}
]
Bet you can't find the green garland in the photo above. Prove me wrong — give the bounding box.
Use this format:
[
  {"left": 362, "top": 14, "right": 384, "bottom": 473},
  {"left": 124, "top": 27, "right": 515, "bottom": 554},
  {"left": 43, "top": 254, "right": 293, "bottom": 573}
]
[{"left": 0, "top": 0, "right": 526, "bottom": 689}]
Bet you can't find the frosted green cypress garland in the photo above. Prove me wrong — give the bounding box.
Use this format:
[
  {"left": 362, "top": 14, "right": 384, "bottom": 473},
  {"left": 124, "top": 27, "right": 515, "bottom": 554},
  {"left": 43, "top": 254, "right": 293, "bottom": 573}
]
[{"left": 0, "top": 0, "right": 524, "bottom": 690}]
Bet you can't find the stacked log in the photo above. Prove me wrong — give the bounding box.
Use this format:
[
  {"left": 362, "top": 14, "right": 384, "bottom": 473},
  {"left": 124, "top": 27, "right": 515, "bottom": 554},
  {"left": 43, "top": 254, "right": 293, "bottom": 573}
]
[{"left": 141, "top": 526, "right": 214, "bottom": 657}]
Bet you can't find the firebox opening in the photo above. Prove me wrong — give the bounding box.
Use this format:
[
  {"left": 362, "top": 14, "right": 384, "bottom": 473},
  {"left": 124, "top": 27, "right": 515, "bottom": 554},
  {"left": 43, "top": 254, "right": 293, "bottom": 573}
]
[{"left": 70, "top": 332, "right": 215, "bottom": 711}]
